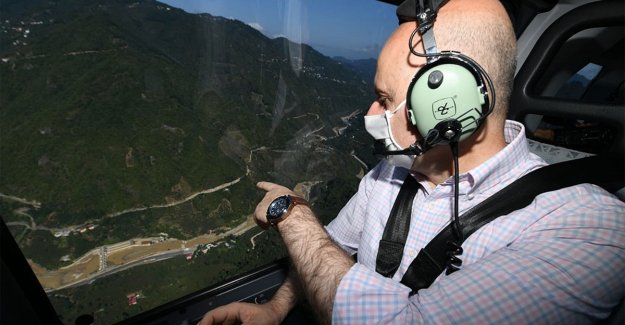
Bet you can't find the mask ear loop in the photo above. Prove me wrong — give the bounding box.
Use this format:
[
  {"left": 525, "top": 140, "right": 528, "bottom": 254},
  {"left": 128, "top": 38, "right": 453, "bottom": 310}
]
[{"left": 384, "top": 100, "right": 408, "bottom": 152}]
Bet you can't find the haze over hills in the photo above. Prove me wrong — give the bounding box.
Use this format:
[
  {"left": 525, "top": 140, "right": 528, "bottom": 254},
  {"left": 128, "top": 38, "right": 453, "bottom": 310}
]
[{"left": 334, "top": 56, "right": 377, "bottom": 86}]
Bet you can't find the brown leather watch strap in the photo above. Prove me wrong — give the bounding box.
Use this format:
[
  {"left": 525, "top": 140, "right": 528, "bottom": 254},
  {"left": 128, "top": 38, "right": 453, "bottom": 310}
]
[{"left": 289, "top": 196, "right": 309, "bottom": 208}]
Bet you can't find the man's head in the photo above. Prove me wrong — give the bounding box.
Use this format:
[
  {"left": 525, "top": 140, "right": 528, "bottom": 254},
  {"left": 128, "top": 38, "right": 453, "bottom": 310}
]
[{"left": 366, "top": 0, "right": 516, "bottom": 180}]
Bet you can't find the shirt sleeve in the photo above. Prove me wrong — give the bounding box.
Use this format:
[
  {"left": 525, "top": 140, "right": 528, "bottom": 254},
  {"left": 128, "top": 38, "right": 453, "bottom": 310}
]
[
  {"left": 332, "top": 185, "right": 625, "bottom": 324},
  {"left": 333, "top": 263, "right": 418, "bottom": 324},
  {"left": 326, "top": 161, "right": 387, "bottom": 255}
]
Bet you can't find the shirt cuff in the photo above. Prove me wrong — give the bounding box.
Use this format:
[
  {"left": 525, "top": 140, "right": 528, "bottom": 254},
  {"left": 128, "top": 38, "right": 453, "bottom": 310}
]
[{"left": 332, "top": 263, "right": 416, "bottom": 324}]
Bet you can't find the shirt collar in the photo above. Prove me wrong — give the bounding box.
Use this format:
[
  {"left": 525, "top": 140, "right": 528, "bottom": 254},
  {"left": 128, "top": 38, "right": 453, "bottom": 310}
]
[
  {"left": 465, "top": 120, "right": 533, "bottom": 193},
  {"left": 412, "top": 120, "right": 533, "bottom": 195}
]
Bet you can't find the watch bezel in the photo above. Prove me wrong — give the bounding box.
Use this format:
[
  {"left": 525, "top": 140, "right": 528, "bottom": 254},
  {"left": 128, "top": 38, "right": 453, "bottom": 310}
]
[
  {"left": 267, "top": 195, "right": 292, "bottom": 223},
  {"left": 265, "top": 195, "right": 309, "bottom": 227}
]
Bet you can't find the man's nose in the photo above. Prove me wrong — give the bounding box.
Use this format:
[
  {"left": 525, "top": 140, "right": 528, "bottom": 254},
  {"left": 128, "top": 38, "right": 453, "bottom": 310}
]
[{"left": 366, "top": 100, "right": 384, "bottom": 116}]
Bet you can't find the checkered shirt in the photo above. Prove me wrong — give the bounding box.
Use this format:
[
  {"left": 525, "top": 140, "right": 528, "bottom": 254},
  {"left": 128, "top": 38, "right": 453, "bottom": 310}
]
[{"left": 326, "top": 120, "right": 625, "bottom": 324}]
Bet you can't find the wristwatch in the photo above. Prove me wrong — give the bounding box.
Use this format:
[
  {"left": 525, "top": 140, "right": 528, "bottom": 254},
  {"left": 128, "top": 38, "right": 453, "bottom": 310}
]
[{"left": 266, "top": 195, "right": 309, "bottom": 227}]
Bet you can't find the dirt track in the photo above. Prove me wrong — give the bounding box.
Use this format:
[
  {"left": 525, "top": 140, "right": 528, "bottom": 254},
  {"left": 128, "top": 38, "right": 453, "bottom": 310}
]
[{"left": 30, "top": 215, "right": 257, "bottom": 291}]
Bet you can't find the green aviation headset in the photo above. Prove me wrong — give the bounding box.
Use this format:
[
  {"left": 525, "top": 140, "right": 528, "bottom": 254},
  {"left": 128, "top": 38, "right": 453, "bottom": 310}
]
[{"left": 397, "top": 0, "right": 496, "bottom": 157}]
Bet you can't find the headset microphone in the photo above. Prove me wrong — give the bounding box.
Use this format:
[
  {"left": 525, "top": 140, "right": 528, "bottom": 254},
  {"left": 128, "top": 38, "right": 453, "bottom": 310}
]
[{"left": 373, "top": 119, "right": 462, "bottom": 157}]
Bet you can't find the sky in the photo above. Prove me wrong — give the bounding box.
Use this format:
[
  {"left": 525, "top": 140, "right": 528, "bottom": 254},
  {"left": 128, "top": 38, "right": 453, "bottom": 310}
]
[{"left": 159, "top": 0, "right": 399, "bottom": 60}]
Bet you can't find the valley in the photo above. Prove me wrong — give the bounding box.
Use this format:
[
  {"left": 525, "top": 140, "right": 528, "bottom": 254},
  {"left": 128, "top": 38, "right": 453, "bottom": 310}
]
[{"left": 0, "top": 0, "right": 377, "bottom": 323}]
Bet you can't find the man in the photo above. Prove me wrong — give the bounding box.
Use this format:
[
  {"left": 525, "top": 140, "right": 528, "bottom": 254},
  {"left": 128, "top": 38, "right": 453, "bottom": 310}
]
[{"left": 201, "top": 0, "right": 625, "bottom": 323}]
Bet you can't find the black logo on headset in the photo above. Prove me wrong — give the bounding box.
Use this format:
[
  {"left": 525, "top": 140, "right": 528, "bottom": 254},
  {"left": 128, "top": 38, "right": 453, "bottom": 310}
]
[{"left": 432, "top": 98, "right": 456, "bottom": 120}]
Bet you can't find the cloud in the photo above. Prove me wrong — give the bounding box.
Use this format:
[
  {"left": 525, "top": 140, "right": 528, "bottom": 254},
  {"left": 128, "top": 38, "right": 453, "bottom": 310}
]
[{"left": 247, "top": 22, "right": 264, "bottom": 33}]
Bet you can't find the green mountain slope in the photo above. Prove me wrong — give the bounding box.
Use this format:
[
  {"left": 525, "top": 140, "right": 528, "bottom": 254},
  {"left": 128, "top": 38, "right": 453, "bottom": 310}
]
[
  {"left": 0, "top": 0, "right": 374, "bottom": 228},
  {"left": 0, "top": 1, "right": 381, "bottom": 322}
]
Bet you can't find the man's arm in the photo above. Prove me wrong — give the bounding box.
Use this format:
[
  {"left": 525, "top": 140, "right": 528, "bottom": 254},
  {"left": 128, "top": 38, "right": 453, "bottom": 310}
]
[
  {"left": 267, "top": 271, "right": 301, "bottom": 320},
  {"left": 255, "top": 182, "right": 355, "bottom": 324},
  {"left": 199, "top": 256, "right": 302, "bottom": 325},
  {"left": 200, "top": 180, "right": 355, "bottom": 325}
]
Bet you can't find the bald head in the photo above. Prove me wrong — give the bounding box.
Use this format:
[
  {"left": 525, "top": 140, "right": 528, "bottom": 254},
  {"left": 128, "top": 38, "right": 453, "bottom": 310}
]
[{"left": 377, "top": 0, "right": 516, "bottom": 124}]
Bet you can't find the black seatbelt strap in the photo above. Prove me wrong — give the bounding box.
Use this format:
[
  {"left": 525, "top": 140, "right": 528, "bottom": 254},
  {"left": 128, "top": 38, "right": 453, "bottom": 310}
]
[
  {"left": 374, "top": 155, "right": 623, "bottom": 293},
  {"left": 375, "top": 175, "right": 422, "bottom": 278}
]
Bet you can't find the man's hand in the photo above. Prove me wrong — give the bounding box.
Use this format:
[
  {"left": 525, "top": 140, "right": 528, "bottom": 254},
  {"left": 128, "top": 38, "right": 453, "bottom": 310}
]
[
  {"left": 253, "top": 181, "right": 298, "bottom": 229},
  {"left": 198, "top": 302, "right": 282, "bottom": 325}
]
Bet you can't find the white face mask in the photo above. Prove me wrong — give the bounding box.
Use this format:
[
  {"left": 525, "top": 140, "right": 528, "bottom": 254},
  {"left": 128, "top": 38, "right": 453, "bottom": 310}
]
[{"left": 364, "top": 100, "right": 415, "bottom": 170}]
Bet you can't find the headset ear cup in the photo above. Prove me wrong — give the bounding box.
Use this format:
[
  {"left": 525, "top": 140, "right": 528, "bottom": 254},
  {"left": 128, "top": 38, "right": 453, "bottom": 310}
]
[{"left": 406, "top": 56, "right": 488, "bottom": 143}]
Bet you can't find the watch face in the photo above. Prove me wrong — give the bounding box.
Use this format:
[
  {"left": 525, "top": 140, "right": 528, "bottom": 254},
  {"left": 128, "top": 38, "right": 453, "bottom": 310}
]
[{"left": 267, "top": 195, "right": 291, "bottom": 221}]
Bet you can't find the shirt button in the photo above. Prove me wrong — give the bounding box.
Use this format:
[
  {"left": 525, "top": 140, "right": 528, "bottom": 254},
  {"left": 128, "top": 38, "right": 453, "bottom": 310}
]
[
  {"left": 408, "top": 249, "right": 417, "bottom": 257},
  {"left": 466, "top": 193, "right": 475, "bottom": 201}
]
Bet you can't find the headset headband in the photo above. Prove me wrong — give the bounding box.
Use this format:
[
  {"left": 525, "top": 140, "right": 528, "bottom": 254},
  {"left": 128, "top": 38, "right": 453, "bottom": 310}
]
[
  {"left": 415, "top": 0, "right": 448, "bottom": 34},
  {"left": 415, "top": 0, "right": 449, "bottom": 60}
]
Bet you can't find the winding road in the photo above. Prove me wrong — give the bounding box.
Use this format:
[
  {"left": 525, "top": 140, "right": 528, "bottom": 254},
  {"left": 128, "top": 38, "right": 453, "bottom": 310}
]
[{"left": 2, "top": 109, "right": 364, "bottom": 291}]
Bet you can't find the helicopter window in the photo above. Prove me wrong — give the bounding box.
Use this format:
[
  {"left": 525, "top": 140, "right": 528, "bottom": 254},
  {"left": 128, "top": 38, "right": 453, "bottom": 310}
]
[
  {"left": 0, "top": 0, "right": 395, "bottom": 323},
  {"left": 524, "top": 25, "right": 624, "bottom": 155},
  {"left": 554, "top": 62, "right": 603, "bottom": 100}
]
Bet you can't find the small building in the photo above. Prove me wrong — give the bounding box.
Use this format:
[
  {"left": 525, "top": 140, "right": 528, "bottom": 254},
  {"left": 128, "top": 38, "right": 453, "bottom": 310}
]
[{"left": 126, "top": 293, "right": 138, "bottom": 306}]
